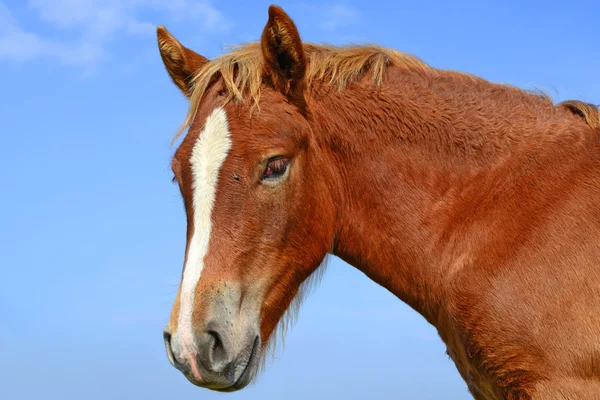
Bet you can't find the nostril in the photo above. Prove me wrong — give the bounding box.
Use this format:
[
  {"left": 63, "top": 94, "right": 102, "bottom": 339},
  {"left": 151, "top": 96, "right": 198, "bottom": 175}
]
[
  {"left": 207, "top": 330, "right": 222, "bottom": 351},
  {"left": 206, "top": 329, "right": 228, "bottom": 368},
  {"left": 163, "top": 330, "right": 176, "bottom": 366}
]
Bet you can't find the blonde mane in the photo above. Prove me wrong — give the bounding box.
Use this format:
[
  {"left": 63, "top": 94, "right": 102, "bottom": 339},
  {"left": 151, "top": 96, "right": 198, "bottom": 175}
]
[
  {"left": 176, "top": 42, "right": 599, "bottom": 140},
  {"left": 176, "top": 42, "right": 431, "bottom": 138}
]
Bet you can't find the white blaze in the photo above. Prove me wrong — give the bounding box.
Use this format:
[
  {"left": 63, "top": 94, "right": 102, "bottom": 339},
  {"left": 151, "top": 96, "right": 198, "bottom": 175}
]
[{"left": 176, "top": 107, "right": 232, "bottom": 356}]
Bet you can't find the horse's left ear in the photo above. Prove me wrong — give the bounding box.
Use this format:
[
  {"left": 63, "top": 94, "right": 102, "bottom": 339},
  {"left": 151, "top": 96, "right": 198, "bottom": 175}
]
[
  {"left": 261, "top": 5, "right": 306, "bottom": 100},
  {"left": 157, "top": 26, "right": 208, "bottom": 98}
]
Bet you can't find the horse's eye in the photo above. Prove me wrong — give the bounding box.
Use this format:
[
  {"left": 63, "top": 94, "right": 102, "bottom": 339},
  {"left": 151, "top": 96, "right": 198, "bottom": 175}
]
[{"left": 262, "top": 157, "right": 289, "bottom": 181}]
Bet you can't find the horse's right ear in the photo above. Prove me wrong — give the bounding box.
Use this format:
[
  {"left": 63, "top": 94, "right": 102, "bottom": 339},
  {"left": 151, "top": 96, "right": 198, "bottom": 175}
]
[{"left": 157, "top": 26, "right": 208, "bottom": 98}]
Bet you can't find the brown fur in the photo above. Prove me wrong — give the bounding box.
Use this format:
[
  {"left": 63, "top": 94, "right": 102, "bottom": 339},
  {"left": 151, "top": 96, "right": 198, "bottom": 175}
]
[
  {"left": 170, "top": 35, "right": 598, "bottom": 141},
  {"left": 160, "top": 5, "right": 600, "bottom": 398},
  {"left": 175, "top": 38, "right": 432, "bottom": 139}
]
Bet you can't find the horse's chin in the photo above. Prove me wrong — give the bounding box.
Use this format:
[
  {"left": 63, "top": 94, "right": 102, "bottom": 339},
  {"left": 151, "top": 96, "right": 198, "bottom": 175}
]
[{"left": 214, "top": 359, "right": 260, "bottom": 392}]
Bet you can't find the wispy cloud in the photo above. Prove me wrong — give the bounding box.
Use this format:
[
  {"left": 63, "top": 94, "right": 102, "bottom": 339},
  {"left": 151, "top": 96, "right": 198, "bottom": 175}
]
[
  {"left": 320, "top": 3, "right": 358, "bottom": 31},
  {"left": 0, "top": 0, "right": 231, "bottom": 71}
]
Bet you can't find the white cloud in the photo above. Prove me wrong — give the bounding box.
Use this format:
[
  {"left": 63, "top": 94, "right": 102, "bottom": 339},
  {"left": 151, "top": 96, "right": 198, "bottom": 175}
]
[
  {"left": 0, "top": 0, "right": 231, "bottom": 69},
  {"left": 321, "top": 3, "right": 358, "bottom": 31}
]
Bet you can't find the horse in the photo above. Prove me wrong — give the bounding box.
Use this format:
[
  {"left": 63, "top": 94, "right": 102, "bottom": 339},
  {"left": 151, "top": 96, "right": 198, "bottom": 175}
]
[{"left": 157, "top": 5, "right": 600, "bottom": 399}]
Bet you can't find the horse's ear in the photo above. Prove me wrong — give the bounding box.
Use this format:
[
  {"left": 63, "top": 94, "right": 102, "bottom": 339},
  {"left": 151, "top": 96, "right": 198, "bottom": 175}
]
[
  {"left": 157, "top": 26, "right": 208, "bottom": 98},
  {"left": 261, "top": 5, "right": 306, "bottom": 99}
]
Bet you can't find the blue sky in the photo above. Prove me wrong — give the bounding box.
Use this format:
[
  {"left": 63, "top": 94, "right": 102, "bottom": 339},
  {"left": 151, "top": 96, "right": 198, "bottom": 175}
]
[{"left": 0, "top": 1, "right": 597, "bottom": 399}]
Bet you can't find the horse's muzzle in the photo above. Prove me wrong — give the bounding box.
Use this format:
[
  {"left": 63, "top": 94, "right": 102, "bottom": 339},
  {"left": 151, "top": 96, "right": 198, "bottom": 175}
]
[{"left": 163, "top": 323, "right": 260, "bottom": 391}]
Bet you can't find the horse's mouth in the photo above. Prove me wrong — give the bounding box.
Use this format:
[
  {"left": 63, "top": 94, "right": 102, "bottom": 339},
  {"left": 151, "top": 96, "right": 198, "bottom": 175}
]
[{"left": 215, "top": 335, "right": 260, "bottom": 392}]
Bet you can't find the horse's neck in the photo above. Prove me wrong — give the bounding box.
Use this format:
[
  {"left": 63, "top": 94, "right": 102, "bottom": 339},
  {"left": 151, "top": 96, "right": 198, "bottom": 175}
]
[{"left": 311, "top": 68, "right": 580, "bottom": 323}]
